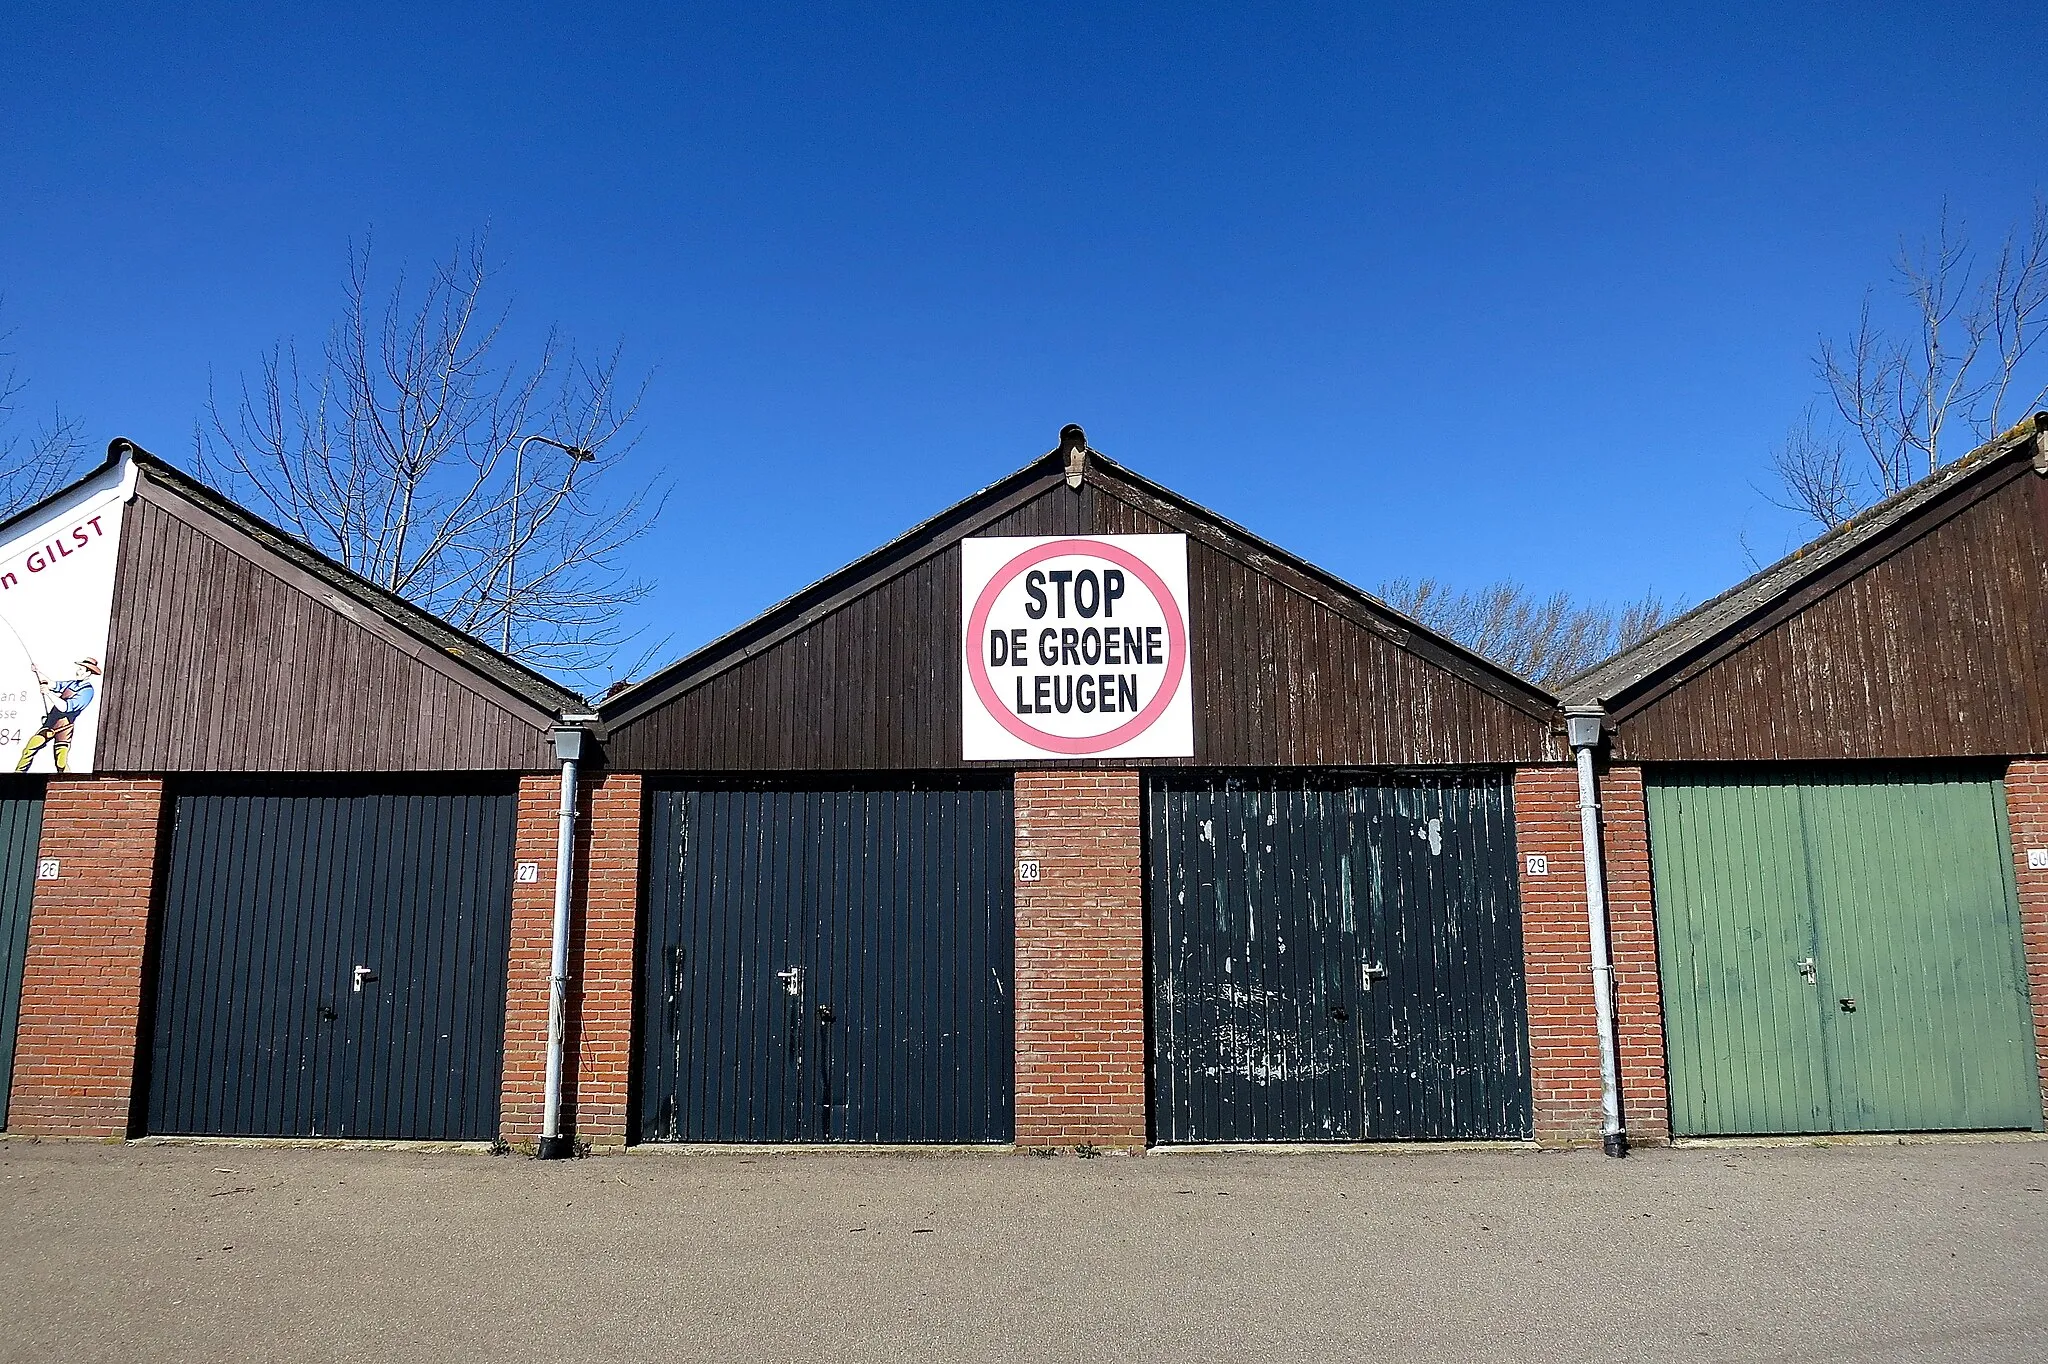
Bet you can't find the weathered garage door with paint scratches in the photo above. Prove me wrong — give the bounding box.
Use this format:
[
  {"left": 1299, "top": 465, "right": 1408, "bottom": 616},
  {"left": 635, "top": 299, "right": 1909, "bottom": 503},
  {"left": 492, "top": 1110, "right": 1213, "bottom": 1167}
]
[
  {"left": 640, "top": 777, "right": 1014, "bottom": 1144},
  {"left": 1649, "top": 764, "right": 2042, "bottom": 1136},
  {"left": 1147, "top": 772, "right": 1530, "bottom": 1143}
]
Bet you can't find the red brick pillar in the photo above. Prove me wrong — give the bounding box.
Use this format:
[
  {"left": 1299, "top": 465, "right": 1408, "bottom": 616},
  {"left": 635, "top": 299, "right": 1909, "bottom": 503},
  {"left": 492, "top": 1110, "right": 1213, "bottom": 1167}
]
[
  {"left": 1013, "top": 769, "right": 1147, "bottom": 1149},
  {"left": 1513, "top": 763, "right": 1670, "bottom": 1148},
  {"left": 501, "top": 774, "right": 558, "bottom": 1147},
  {"left": 574, "top": 773, "right": 642, "bottom": 1145},
  {"left": 1602, "top": 766, "right": 1670, "bottom": 1143},
  {"left": 7, "top": 778, "right": 164, "bottom": 1137},
  {"left": 501, "top": 770, "right": 642, "bottom": 1150},
  {"left": 2007, "top": 759, "right": 2048, "bottom": 1121},
  {"left": 1513, "top": 765, "right": 1603, "bottom": 1145}
]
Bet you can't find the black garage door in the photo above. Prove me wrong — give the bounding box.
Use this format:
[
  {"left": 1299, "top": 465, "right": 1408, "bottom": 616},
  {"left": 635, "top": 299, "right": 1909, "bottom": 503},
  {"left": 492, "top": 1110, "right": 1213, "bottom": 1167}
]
[
  {"left": 146, "top": 780, "right": 514, "bottom": 1141},
  {"left": 1147, "top": 772, "right": 1531, "bottom": 1142},
  {"left": 640, "top": 777, "right": 1013, "bottom": 1144}
]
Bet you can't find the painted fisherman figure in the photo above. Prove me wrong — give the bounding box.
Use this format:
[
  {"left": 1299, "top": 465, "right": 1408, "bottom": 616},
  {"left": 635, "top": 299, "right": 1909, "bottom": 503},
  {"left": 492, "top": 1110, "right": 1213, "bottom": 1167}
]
[{"left": 17, "top": 656, "right": 100, "bottom": 773}]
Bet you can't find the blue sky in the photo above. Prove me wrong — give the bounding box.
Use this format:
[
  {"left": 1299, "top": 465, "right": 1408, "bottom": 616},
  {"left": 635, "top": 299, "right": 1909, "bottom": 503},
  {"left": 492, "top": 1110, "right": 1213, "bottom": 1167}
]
[{"left": 4, "top": 3, "right": 2044, "bottom": 674}]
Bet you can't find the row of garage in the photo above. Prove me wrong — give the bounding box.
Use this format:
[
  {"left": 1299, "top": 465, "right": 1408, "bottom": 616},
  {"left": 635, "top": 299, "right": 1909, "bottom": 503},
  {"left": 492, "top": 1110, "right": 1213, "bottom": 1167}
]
[
  {"left": 1, "top": 423, "right": 2044, "bottom": 1150},
  {"left": 2, "top": 764, "right": 2035, "bottom": 1145}
]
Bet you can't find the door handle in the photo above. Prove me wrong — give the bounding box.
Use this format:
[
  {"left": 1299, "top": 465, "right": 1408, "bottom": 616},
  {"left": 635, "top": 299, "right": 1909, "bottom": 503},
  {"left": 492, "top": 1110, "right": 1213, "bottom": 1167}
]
[
  {"left": 1797, "top": 957, "right": 1817, "bottom": 984},
  {"left": 776, "top": 966, "right": 803, "bottom": 998},
  {"left": 1838, "top": 997, "right": 1857, "bottom": 1013},
  {"left": 351, "top": 965, "right": 377, "bottom": 993},
  {"left": 1361, "top": 962, "right": 1388, "bottom": 992}
]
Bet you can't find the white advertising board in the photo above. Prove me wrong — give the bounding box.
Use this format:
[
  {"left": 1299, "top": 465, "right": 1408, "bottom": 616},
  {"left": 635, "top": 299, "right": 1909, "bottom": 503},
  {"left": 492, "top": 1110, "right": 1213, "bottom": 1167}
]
[
  {"left": 960, "top": 533, "right": 1193, "bottom": 761},
  {"left": 0, "top": 460, "right": 127, "bottom": 774}
]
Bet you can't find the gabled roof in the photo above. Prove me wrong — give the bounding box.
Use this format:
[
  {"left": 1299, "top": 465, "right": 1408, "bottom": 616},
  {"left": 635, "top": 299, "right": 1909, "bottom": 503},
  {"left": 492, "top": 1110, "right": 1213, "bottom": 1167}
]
[
  {"left": 600, "top": 442, "right": 1557, "bottom": 731},
  {"left": 7, "top": 440, "right": 584, "bottom": 719},
  {"left": 1562, "top": 412, "right": 2048, "bottom": 712}
]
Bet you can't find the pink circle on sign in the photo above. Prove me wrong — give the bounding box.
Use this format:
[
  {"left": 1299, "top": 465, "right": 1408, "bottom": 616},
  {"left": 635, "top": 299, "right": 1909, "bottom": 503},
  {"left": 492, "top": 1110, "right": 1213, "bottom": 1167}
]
[{"left": 964, "top": 537, "right": 1188, "bottom": 755}]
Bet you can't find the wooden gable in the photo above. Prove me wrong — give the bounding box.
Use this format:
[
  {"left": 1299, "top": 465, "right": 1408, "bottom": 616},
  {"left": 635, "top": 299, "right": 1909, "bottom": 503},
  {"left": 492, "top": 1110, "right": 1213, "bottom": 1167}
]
[
  {"left": 601, "top": 455, "right": 1557, "bottom": 771},
  {"left": 1598, "top": 435, "right": 2048, "bottom": 763},
  {"left": 94, "top": 455, "right": 571, "bottom": 773}
]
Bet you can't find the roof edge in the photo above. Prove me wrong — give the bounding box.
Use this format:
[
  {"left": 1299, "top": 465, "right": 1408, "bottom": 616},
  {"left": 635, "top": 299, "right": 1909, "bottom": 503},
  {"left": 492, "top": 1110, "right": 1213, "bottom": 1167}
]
[
  {"left": 599, "top": 451, "right": 1069, "bottom": 724},
  {"left": 112, "top": 439, "right": 585, "bottom": 717},
  {"left": 1081, "top": 452, "right": 1558, "bottom": 714},
  {"left": 1560, "top": 412, "right": 2048, "bottom": 710},
  {"left": 601, "top": 440, "right": 1560, "bottom": 730}
]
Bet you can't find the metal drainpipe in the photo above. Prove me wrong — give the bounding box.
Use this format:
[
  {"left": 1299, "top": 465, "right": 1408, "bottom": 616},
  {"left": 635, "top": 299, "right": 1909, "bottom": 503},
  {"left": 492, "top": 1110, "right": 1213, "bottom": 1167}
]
[
  {"left": 539, "top": 721, "right": 592, "bottom": 1159},
  {"left": 1566, "top": 707, "right": 1628, "bottom": 1157}
]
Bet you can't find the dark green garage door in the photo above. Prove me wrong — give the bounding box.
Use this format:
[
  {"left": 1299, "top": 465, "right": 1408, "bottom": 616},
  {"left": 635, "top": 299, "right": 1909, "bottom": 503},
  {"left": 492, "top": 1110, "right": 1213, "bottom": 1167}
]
[
  {"left": 0, "top": 779, "right": 45, "bottom": 1130},
  {"left": 146, "top": 780, "right": 515, "bottom": 1141},
  {"left": 1649, "top": 766, "right": 2042, "bottom": 1136},
  {"left": 1147, "top": 772, "right": 1531, "bottom": 1143},
  {"left": 639, "top": 778, "right": 1014, "bottom": 1144}
]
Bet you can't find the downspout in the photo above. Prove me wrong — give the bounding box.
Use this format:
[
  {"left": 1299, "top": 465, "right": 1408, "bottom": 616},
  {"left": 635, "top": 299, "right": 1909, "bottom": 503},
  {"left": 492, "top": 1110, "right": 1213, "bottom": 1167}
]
[
  {"left": 1566, "top": 707, "right": 1628, "bottom": 1158},
  {"left": 539, "top": 718, "right": 596, "bottom": 1159}
]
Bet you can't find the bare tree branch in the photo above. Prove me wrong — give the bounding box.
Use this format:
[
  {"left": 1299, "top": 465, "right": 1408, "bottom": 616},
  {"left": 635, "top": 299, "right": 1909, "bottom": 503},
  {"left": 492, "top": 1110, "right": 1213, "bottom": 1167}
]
[
  {"left": 1379, "top": 577, "right": 1678, "bottom": 686},
  {"left": 1767, "top": 404, "right": 1860, "bottom": 530},
  {"left": 0, "top": 300, "right": 88, "bottom": 517},
  {"left": 1789, "top": 197, "right": 2048, "bottom": 530},
  {"left": 198, "top": 235, "right": 664, "bottom": 685}
]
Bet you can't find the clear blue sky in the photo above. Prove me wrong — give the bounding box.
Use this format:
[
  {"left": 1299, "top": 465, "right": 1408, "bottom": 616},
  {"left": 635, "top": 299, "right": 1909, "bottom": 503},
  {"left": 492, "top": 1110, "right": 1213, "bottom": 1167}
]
[{"left": 5, "top": 3, "right": 2044, "bottom": 672}]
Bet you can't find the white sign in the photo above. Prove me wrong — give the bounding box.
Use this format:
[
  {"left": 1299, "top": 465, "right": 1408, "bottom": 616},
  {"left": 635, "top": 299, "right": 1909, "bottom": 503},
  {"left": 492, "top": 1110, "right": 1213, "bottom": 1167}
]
[
  {"left": 1016, "top": 859, "right": 1041, "bottom": 882},
  {"left": 1525, "top": 854, "right": 1549, "bottom": 876},
  {"left": 961, "top": 534, "right": 1193, "bottom": 761},
  {"left": 35, "top": 859, "right": 58, "bottom": 881},
  {"left": 0, "top": 460, "right": 127, "bottom": 774},
  {"left": 2030, "top": 848, "right": 2048, "bottom": 872},
  {"left": 515, "top": 861, "right": 541, "bottom": 883}
]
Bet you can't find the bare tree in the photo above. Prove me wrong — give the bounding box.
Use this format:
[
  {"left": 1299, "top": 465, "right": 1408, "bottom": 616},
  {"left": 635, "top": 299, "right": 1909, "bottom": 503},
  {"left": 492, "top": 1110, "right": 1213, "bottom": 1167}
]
[
  {"left": 199, "top": 236, "right": 662, "bottom": 683},
  {"left": 1781, "top": 198, "right": 2048, "bottom": 528},
  {"left": 0, "top": 302, "right": 88, "bottom": 517},
  {"left": 1380, "top": 577, "right": 1677, "bottom": 686},
  {"left": 1768, "top": 405, "right": 1859, "bottom": 530}
]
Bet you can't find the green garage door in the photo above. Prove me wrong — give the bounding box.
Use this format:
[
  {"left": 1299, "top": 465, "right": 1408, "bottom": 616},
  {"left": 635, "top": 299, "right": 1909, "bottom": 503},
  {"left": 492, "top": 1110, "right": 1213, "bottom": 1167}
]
[{"left": 1648, "top": 766, "right": 2042, "bottom": 1136}]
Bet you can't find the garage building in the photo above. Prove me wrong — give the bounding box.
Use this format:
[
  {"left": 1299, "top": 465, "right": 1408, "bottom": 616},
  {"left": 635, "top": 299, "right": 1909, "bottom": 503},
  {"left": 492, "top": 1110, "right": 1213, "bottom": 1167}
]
[
  {"left": 1, "top": 441, "right": 589, "bottom": 1145},
  {"left": 1561, "top": 415, "right": 2048, "bottom": 1140},
  {"left": 582, "top": 430, "right": 1592, "bottom": 1148}
]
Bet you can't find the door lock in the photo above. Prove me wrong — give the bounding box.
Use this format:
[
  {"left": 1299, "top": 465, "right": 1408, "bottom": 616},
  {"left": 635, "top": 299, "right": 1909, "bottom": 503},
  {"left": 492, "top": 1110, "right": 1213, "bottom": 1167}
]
[
  {"left": 776, "top": 966, "right": 804, "bottom": 998},
  {"left": 1797, "top": 957, "right": 1817, "bottom": 984},
  {"left": 1838, "top": 997, "right": 1857, "bottom": 1013},
  {"left": 1327, "top": 1005, "right": 1349, "bottom": 1023},
  {"left": 352, "top": 965, "right": 377, "bottom": 993},
  {"left": 1361, "top": 962, "right": 1388, "bottom": 992},
  {"left": 816, "top": 1004, "right": 834, "bottom": 1025}
]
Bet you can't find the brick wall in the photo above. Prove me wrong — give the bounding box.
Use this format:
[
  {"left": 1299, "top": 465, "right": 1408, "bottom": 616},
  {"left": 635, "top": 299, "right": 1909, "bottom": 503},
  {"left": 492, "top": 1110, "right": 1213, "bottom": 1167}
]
[
  {"left": 501, "top": 770, "right": 642, "bottom": 1149},
  {"left": 2007, "top": 759, "right": 2048, "bottom": 1121},
  {"left": 1602, "top": 766, "right": 1670, "bottom": 1143},
  {"left": 1013, "top": 769, "right": 1147, "bottom": 1148},
  {"left": 1512, "top": 763, "right": 1670, "bottom": 1147},
  {"left": 7, "top": 778, "right": 163, "bottom": 1137},
  {"left": 1513, "top": 765, "right": 1602, "bottom": 1145}
]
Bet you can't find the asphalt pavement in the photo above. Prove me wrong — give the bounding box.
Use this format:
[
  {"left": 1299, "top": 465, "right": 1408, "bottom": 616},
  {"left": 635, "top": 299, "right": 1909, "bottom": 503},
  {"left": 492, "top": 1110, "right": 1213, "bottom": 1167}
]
[{"left": 0, "top": 1135, "right": 2043, "bottom": 1363}]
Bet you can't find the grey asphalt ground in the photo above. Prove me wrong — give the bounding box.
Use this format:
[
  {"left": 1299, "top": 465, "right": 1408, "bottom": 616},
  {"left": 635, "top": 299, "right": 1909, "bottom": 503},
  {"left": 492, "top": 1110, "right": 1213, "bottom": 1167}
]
[{"left": 0, "top": 1137, "right": 2043, "bottom": 1363}]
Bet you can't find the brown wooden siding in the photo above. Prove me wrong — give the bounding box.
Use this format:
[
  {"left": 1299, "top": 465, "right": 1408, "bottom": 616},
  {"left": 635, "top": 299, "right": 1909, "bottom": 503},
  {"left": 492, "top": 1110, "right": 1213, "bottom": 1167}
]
[
  {"left": 1611, "top": 465, "right": 2048, "bottom": 762},
  {"left": 98, "top": 494, "right": 554, "bottom": 772},
  {"left": 604, "top": 475, "right": 1553, "bottom": 771}
]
